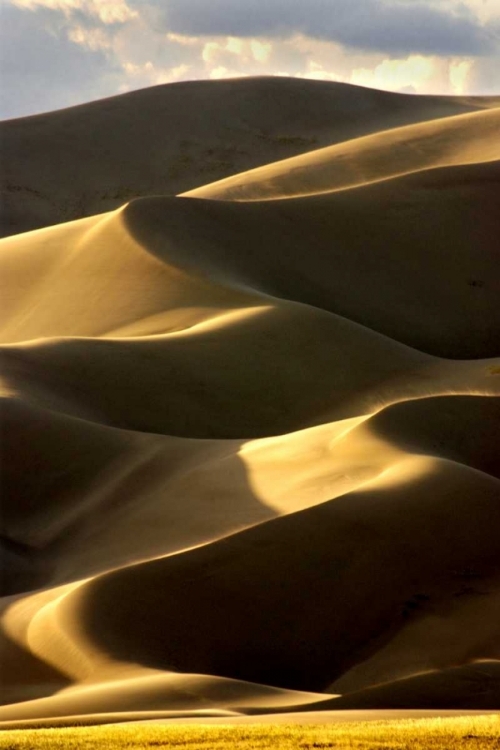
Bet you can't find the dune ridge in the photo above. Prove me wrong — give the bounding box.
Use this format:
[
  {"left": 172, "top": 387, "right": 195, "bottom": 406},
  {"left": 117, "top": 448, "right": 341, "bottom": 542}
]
[
  {"left": 2, "top": 75, "right": 500, "bottom": 237},
  {"left": 0, "top": 77, "right": 499, "bottom": 727},
  {"left": 184, "top": 106, "right": 500, "bottom": 200}
]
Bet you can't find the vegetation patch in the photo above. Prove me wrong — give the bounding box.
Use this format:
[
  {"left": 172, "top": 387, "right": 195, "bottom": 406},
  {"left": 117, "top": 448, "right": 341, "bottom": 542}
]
[{"left": 0, "top": 715, "right": 499, "bottom": 749}]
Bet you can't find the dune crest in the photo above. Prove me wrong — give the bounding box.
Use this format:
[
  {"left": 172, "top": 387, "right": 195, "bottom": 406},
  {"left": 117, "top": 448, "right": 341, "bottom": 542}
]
[
  {"left": 184, "top": 106, "right": 500, "bottom": 201},
  {"left": 3, "top": 76, "right": 499, "bottom": 237},
  {"left": 0, "top": 77, "right": 499, "bottom": 726}
]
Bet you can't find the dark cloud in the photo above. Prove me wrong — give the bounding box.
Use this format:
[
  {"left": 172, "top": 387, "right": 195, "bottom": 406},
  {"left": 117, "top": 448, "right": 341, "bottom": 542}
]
[
  {"left": 0, "top": 4, "right": 122, "bottom": 119},
  {"left": 153, "top": 0, "right": 494, "bottom": 56}
]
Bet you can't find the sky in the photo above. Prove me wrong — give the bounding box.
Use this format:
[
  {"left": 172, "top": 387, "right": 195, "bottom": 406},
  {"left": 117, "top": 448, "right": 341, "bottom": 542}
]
[{"left": 0, "top": 0, "right": 499, "bottom": 119}]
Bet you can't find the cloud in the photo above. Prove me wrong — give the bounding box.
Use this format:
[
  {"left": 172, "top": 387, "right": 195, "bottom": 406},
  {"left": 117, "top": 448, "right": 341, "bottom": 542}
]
[
  {"left": 351, "top": 55, "right": 437, "bottom": 92},
  {"left": 0, "top": 0, "right": 498, "bottom": 119},
  {"left": 421, "top": 0, "right": 500, "bottom": 25},
  {"left": 66, "top": 24, "right": 111, "bottom": 50},
  {"left": 154, "top": 0, "right": 494, "bottom": 56},
  {"left": 449, "top": 58, "right": 473, "bottom": 94},
  {"left": 202, "top": 37, "right": 272, "bottom": 67},
  {"left": 10, "top": 0, "right": 137, "bottom": 24},
  {"left": 0, "top": 1, "right": 196, "bottom": 117},
  {"left": 0, "top": 3, "right": 124, "bottom": 118},
  {"left": 465, "top": 54, "right": 500, "bottom": 94},
  {"left": 348, "top": 53, "right": 478, "bottom": 95}
]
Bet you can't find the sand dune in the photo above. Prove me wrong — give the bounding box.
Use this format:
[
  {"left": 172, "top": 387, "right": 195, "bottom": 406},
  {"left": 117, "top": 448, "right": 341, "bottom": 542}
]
[
  {"left": 2, "top": 164, "right": 500, "bottom": 358},
  {"left": 0, "top": 668, "right": 330, "bottom": 724},
  {"left": 185, "top": 106, "right": 500, "bottom": 200},
  {"left": 0, "top": 77, "right": 499, "bottom": 726},
  {"left": 2, "top": 76, "right": 499, "bottom": 237},
  {"left": 328, "top": 662, "right": 500, "bottom": 710},
  {"left": 43, "top": 459, "right": 500, "bottom": 689}
]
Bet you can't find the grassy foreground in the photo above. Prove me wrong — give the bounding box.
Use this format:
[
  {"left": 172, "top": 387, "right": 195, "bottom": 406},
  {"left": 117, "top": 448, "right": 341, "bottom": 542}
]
[{"left": 0, "top": 716, "right": 499, "bottom": 749}]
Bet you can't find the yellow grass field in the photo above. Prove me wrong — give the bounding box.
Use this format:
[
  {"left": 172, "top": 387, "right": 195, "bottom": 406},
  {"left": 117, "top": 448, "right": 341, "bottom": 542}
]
[{"left": 1, "top": 717, "right": 500, "bottom": 750}]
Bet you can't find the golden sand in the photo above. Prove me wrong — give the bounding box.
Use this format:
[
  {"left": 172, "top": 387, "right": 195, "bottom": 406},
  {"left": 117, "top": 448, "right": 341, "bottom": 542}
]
[{"left": 0, "top": 78, "right": 499, "bottom": 727}]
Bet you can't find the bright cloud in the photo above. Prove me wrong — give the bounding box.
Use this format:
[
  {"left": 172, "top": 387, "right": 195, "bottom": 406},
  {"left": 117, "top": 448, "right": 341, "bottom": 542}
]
[
  {"left": 251, "top": 39, "right": 272, "bottom": 63},
  {"left": 349, "top": 54, "right": 479, "bottom": 96},
  {"left": 67, "top": 24, "right": 111, "bottom": 50},
  {"left": 351, "top": 55, "right": 437, "bottom": 93},
  {"left": 449, "top": 59, "right": 473, "bottom": 94},
  {"left": 202, "top": 36, "right": 272, "bottom": 67}
]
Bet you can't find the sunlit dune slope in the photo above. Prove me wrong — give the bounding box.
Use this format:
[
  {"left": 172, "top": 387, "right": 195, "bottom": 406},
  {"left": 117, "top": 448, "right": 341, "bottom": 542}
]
[
  {"left": 3, "top": 390, "right": 499, "bottom": 596},
  {"left": 185, "top": 106, "right": 500, "bottom": 200},
  {"left": 1, "top": 421, "right": 499, "bottom": 721},
  {"left": 72, "top": 459, "right": 498, "bottom": 692},
  {"left": 0, "top": 665, "right": 330, "bottom": 724},
  {"left": 2, "top": 165, "right": 500, "bottom": 358},
  {"left": 0, "top": 80, "right": 499, "bottom": 724},
  {"left": 2, "top": 76, "right": 499, "bottom": 237},
  {"left": 3, "top": 456, "right": 498, "bottom": 698}
]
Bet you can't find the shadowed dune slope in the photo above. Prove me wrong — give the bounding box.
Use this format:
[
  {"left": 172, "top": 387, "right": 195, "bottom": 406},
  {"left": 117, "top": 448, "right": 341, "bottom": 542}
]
[
  {"left": 2, "top": 76, "right": 500, "bottom": 237},
  {"left": 2, "top": 164, "right": 500, "bottom": 358},
  {"left": 132, "top": 166, "right": 500, "bottom": 358},
  {"left": 12, "top": 459, "right": 500, "bottom": 695},
  {"left": 1, "top": 391, "right": 499, "bottom": 593},
  {"left": 327, "top": 662, "right": 500, "bottom": 710},
  {"left": 185, "top": 106, "right": 500, "bottom": 200},
  {"left": 0, "top": 80, "right": 500, "bottom": 724}
]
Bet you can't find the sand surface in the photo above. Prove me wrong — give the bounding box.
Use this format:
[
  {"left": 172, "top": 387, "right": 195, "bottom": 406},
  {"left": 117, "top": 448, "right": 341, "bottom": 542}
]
[{"left": 0, "top": 77, "right": 499, "bottom": 728}]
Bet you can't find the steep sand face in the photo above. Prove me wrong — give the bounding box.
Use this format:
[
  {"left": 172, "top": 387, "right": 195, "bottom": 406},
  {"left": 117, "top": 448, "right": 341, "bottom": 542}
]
[
  {"left": 0, "top": 78, "right": 499, "bottom": 726},
  {"left": 132, "top": 168, "right": 500, "bottom": 358},
  {"left": 2, "top": 166, "right": 500, "bottom": 358}
]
